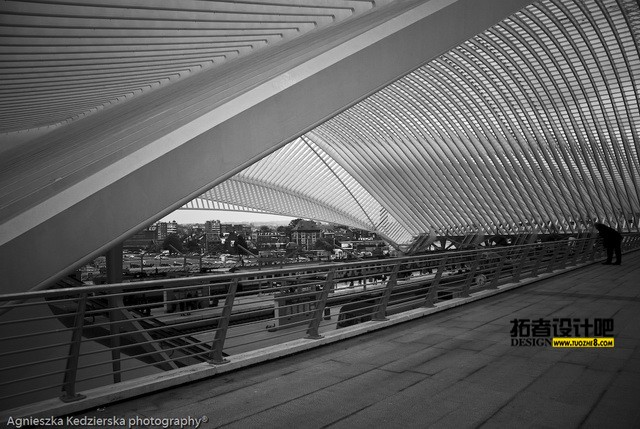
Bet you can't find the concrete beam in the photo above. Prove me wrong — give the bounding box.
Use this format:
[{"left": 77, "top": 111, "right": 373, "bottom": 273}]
[{"left": 0, "top": 0, "right": 533, "bottom": 293}]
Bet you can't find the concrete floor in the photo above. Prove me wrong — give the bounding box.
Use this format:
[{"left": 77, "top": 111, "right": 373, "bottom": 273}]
[{"left": 73, "top": 251, "right": 640, "bottom": 428}]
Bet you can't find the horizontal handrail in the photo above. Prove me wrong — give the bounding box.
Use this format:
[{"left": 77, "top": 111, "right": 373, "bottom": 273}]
[
  {"left": 0, "top": 239, "right": 583, "bottom": 301},
  {"left": 1, "top": 234, "right": 637, "bottom": 414}
]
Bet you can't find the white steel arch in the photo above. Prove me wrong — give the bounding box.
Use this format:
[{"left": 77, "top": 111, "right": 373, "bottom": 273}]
[
  {"left": 1, "top": 0, "right": 638, "bottom": 292},
  {"left": 6, "top": 0, "right": 531, "bottom": 293},
  {"left": 0, "top": 0, "right": 381, "bottom": 135},
  {"left": 190, "top": 0, "right": 640, "bottom": 244}
]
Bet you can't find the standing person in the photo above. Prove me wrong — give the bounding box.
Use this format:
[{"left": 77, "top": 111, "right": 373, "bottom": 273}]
[{"left": 594, "top": 223, "right": 622, "bottom": 265}]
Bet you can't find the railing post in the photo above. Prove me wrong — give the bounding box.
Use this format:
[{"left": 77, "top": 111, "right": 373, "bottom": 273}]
[
  {"left": 568, "top": 239, "right": 580, "bottom": 266},
  {"left": 424, "top": 256, "right": 446, "bottom": 307},
  {"left": 306, "top": 270, "right": 335, "bottom": 339},
  {"left": 60, "top": 293, "right": 88, "bottom": 403},
  {"left": 460, "top": 253, "right": 480, "bottom": 298},
  {"left": 372, "top": 265, "right": 399, "bottom": 321},
  {"left": 106, "top": 243, "right": 123, "bottom": 384},
  {"left": 531, "top": 244, "right": 544, "bottom": 277},
  {"left": 109, "top": 295, "right": 123, "bottom": 384},
  {"left": 547, "top": 241, "right": 563, "bottom": 272},
  {"left": 512, "top": 246, "right": 530, "bottom": 283},
  {"left": 209, "top": 278, "right": 238, "bottom": 364},
  {"left": 488, "top": 251, "right": 506, "bottom": 289},
  {"left": 559, "top": 240, "right": 572, "bottom": 269},
  {"left": 576, "top": 237, "right": 588, "bottom": 263}
]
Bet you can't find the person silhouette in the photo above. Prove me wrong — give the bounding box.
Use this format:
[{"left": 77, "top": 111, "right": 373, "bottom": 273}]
[{"left": 594, "top": 223, "right": 622, "bottom": 265}]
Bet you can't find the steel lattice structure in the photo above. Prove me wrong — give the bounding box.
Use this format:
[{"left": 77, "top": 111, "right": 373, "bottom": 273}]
[
  {"left": 0, "top": 0, "right": 392, "bottom": 133},
  {"left": 184, "top": 0, "right": 640, "bottom": 247},
  {"left": 1, "top": 0, "right": 639, "bottom": 291}
]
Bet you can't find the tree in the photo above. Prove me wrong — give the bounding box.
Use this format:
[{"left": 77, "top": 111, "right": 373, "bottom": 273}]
[
  {"left": 234, "top": 235, "right": 249, "bottom": 255},
  {"left": 288, "top": 218, "right": 303, "bottom": 229},
  {"left": 184, "top": 235, "right": 201, "bottom": 253},
  {"left": 314, "top": 238, "right": 335, "bottom": 252},
  {"left": 278, "top": 221, "right": 297, "bottom": 238},
  {"left": 285, "top": 242, "right": 300, "bottom": 258},
  {"left": 259, "top": 225, "right": 271, "bottom": 232}
]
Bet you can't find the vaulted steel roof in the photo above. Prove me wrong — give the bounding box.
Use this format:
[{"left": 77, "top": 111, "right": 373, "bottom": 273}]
[
  {"left": 1, "top": 0, "right": 388, "bottom": 135},
  {"left": 188, "top": 0, "right": 640, "bottom": 246},
  {"left": 1, "top": 0, "right": 638, "bottom": 292}
]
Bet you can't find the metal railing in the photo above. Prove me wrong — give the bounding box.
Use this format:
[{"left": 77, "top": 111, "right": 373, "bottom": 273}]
[{"left": 1, "top": 234, "right": 638, "bottom": 412}]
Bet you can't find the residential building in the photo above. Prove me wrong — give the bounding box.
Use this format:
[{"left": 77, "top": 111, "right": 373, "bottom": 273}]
[
  {"left": 291, "top": 220, "right": 322, "bottom": 250},
  {"left": 156, "top": 222, "right": 168, "bottom": 240}
]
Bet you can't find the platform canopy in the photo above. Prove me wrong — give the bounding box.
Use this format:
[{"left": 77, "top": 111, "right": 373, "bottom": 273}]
[
  {"left": 187, "top": 0, "right": 640, "bottom": 245},
  {"left": 0, "top": 0, "right": 639, "bottom": 291}
]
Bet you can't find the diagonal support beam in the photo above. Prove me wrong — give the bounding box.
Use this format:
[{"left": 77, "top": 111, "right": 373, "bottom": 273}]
[{"left": 0, "top": 0, "right": 533, "bottom": 293}]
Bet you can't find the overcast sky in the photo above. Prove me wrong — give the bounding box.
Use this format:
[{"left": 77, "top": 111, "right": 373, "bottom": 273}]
[{"left": 159, "top": 209, "right": 296, "bottom": 225}]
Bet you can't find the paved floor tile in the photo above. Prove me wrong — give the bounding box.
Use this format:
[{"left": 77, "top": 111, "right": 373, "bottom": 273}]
[
  {"left": 70, "top": 251, "right": 640, "bottom": 428},
  {"left": 220, "top": 369, "right": 429, "bottom": 429},
  {"left": 481, "top": 391, "right": 590, "bottom": 428},
  {"left": 379, "top": 346, "right": 450, "bottom": 374},
  {"left": 325, "top": 378, "right": 460, "bottom": 429}
]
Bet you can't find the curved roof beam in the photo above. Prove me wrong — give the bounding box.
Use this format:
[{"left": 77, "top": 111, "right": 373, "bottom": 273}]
[
  {"left": 0, "top": 0, "right": 531, "bottom": 292},
  {"left": 190, "top": 0, "right": 640, "bottom": 236}
]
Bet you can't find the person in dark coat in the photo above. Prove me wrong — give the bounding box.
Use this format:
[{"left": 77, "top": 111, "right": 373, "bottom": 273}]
[{"left": 594, "top": 223, "right": 622, "bottom": 265}]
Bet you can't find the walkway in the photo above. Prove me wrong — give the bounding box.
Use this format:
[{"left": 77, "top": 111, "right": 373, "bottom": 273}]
[{"left": 73, "top": 251, "right": 640, "bottom": 428}]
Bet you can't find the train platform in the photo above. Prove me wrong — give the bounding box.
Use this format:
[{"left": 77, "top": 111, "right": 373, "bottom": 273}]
[{"left": 71, "top": 250, "right": 640, "bottom": 428}]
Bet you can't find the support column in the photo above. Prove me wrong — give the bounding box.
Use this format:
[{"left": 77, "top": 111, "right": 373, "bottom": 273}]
[{"left": 106, "top": 243, "right": 123, "bottom": 284}]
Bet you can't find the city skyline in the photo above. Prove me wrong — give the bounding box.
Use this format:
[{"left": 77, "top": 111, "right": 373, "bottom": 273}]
[{"left": 160, "top": 209, "right": 297, "bottom": 225}]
